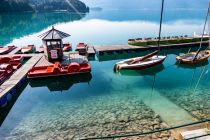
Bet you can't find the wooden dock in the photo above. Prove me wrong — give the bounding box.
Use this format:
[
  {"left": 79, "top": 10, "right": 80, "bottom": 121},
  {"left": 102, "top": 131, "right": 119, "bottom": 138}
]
[
  {"left": 8, "top": 47, "right": 21, "bottom": 55},
  {"left": 172, "top": 122, "right": 210, "bottom": 140},
  {"left": 0, "top": 54, "right": 43, "bottom": 107},
  {"left": 87, "top": 45, "right": 96, "bottom": 57},
  {"left": 94, "top": 45, "right": 145, "bottom": 55},
  {"left": 94, "top": 41, "right": 209, "bottom": 55},
  {"left": 36, "top": 52, "right": 88, "bottom": 67}
]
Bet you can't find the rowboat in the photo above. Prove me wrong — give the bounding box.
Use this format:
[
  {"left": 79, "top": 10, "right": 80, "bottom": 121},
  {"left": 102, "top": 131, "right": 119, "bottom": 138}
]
[
  {"left": 0, "top": 45, "right": 16, "bottom": 55},
  {"left": 176, "top": 2, "right": 210, "bottom": 65},
  {"left": 115, "top": 64, "right": 164, "bottom": 76},
  {"left": 28, "top": 62, "right": 91, "bottom": 79},
  {"left": 176, "top": 51, "right": 210, "bottom": 64},
  {"left": 115, "top": 51, "right": 166, "bottom": 70},
  {"left": 21, "top": 45, "right": 35, "bottom": 53},
  {"left": 63, "top": 43, "right": 72, "bottom": 52}
]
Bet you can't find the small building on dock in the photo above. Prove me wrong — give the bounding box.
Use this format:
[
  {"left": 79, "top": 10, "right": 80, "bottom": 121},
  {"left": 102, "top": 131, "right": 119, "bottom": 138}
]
[{"left": 38, "top": 26, "right": 70, "bottom": 62}]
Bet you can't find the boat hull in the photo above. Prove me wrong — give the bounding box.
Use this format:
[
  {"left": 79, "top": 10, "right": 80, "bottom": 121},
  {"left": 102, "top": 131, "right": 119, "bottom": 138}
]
[
  {"left": 176, "top": 52, "right": 210, "bottom": 64},
  {"left": 27, "top": 62, "right": 91, "bottom": 79},
  {"left": 0, "top": 46, "right": 16, "bottom": 55},
  {"left": 115, "top": 55, "right": 166, "bottom": 70},
  {"left": 28, "top": 71, "right": 91, "bottom": 79}
]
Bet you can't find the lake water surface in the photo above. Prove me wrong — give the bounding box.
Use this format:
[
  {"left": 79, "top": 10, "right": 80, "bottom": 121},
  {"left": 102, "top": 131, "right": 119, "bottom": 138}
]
[{"left": 0, "top": 9, "right": 210, "bottom": 139}]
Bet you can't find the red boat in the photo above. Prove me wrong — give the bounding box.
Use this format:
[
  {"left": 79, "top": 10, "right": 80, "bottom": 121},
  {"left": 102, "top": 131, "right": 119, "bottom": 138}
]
[
  {"left": 76, "top": 43, "right": 87, "bottom": 54},
  {"left": 0, "top": 56, "right": 23, "bottom": 64},
  {"left": 21, "top": 45, "right": 35, "bottom": 53},
  {"left": 28, "top": 62, "right": 91, "bottom": 79},
  {"left": 0, "top": 64, "right": 14, "bottom": 83},
  {"left": 0, "top": 45, "right": 16, "bottom": 55},
  {"left": 63, "top": 43, "right": 72, "bottom": 52}
]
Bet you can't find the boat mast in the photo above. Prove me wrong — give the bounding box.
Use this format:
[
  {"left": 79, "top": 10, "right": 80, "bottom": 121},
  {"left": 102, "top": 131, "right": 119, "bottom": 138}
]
[
  {"left": 157, "top": 0, "right": 165, "bottom": 52},
  {"left": 193, "top": 2, "right": 210, "bottom": 61}
]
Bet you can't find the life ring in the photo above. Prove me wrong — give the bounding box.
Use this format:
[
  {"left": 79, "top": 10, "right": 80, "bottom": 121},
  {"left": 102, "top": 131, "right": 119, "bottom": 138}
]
[
  {"left": 6, "top": 93, "right": 12, "bottom": 102},
  {"left": 0, "top": 97, "right": 7, "bottom": 108}
]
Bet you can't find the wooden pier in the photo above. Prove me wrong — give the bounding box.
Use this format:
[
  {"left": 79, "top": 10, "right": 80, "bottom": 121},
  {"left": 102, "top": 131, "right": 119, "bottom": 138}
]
[
  {"left": 172, "top": 122, "right": 210, "bottom": 140},
  {"left": 0, "top": 54, "right": 42, "bottom": 107},
  {"left": 94, "top": 41, "right": 209, "bottom": 55},
  {"left": 8, "top": 47, "right": 22, "bottom": 55},
  {"left": 87, "top": 45, "right": 96, "bottom": 57}
]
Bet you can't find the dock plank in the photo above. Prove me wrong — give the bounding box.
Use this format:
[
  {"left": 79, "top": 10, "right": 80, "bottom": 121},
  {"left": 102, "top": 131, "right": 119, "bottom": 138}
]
[
  {"left": 94, "top": 41, "right": 209, "bottom": 54},
  {"left": 8, "top": 47, "right": 21, "bottom": 55},
  {"left": 87, "top": 45, "right": 96, "bottom": 55}
]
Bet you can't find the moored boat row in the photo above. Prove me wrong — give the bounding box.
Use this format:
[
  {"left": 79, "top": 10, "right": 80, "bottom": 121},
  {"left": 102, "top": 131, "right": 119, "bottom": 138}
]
[
  {"left": 0, "top": 45, "right": 16, "bottom": 55},
  {"left": 0, "top": 56, "right": 23, "bottom": 84}
]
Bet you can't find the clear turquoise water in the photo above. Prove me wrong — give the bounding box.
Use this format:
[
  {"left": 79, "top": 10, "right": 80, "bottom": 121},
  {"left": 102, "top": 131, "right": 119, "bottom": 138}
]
[{"left": 0, "top": 8, "right": 210, "bottom": 139}]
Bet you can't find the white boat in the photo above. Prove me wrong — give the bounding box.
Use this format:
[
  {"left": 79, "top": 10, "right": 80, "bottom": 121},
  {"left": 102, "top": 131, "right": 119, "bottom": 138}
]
[{"left": 115, "top": 51, "right": 166, "bottom": 70}]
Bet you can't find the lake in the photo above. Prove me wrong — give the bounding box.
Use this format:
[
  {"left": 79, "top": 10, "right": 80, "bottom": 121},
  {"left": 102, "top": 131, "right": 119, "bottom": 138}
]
[{"left": 0, "top": 8, "right": 210, "bottom": 139}]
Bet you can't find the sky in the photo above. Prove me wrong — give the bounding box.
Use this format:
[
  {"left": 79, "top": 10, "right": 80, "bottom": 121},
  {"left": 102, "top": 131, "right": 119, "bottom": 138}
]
[{"left": 82, "top": 0, "right": 209, "bottom": 10}]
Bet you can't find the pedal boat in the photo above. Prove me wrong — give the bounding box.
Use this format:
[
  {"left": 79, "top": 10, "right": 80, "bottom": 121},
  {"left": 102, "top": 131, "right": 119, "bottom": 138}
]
[
  {"left": 0, "top": 56, "right": 23, "bottom": 64},
  {"left": 176, "top": 51, "right": 210, "bottom": 64},
  {"left": 21, "top": 45, "right": 35, "bottom": 53},
  {"left": 63, "top": 43, "right": 72, "bottom": 52},
  {"left": 0, "top": 45, "right": 16, "bottom": 55},
  {"left": 28, "top": 62, "right": 91, "bottom": 79},
  {"left": 115, "top": 51, "right": 166, "bottom": 70},
  {"left": 76, "top": 43, "right": 87, "bottom": 54},
  {"left": 0, "top": 64, "right": 14, "bottom": 83}
]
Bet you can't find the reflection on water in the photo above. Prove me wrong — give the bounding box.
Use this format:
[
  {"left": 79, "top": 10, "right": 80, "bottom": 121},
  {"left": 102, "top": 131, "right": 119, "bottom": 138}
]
[
  {"left": 2, "top": 10, "right": 206, "bottom": 47},
  {"left": 84, "top": 9, "right": 206, "bottom": 22},
  {"left": 176, "top": 60, "right": 209, "bottom": 69},
  {"left": 115, "top": 64, "right": 165, "bottom": 76},
  {"left": 29, "top": 73, "right": 92, "bottom": 92},
  {"left": 0, "top": 12, "right": 86, "bottom": 45}
]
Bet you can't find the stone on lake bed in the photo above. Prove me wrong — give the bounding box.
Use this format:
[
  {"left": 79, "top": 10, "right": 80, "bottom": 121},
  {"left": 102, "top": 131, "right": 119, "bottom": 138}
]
[{"left": 6, "top": 94, "right": 174, "bottom": 139}]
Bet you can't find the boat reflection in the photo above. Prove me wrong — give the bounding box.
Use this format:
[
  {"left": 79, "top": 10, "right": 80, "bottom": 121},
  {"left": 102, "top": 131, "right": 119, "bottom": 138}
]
[
  {"left": 114, "top": 64, "right": 164, "bottom": 76},
  {"left": 29, "top": 73, "right": 92, "bottom": 92},
  {"left": 175, "top": 60, "right": 209, "bottom": 69}
]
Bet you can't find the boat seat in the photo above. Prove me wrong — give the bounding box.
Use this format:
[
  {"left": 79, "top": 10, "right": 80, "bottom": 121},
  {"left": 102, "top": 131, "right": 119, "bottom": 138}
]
[
  {"left": 68, "top": 63, "right": 80, "bottom": 72},
  {"left": 46, "top": 67, "right": 54, "bottom": 72},
  {"left": 54, "top": 62, "right": 61, "bottom": 68}
]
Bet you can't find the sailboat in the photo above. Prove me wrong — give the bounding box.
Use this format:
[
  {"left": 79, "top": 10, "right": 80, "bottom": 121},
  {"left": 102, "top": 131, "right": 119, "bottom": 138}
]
[
  {"left": 176, "top": 2, "right": 210, "bottom": 64},
  {"left": 114, "top": 0, "right": 166, "bottom": 70}
]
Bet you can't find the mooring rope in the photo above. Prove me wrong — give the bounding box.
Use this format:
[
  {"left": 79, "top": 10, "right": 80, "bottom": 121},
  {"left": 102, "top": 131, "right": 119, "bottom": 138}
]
[
  {"left": 194, "top": 2, "right": 210, "bottom": 60},
  {"left": 80, "top": 118, "right": 210, "bottom": 140}
]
